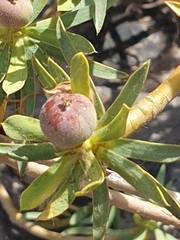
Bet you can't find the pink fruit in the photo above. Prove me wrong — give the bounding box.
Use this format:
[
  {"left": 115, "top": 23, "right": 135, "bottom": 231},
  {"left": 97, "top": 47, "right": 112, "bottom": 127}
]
[
  {"left": 39, "top": 93, "right": 97, "bottom": 150},
  {"left": 0, "top": 0, "right": 33, "bottom": 30}
]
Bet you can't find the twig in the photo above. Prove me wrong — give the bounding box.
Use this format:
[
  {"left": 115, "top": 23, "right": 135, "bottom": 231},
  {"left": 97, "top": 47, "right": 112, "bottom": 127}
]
[
  {"left": 0, "top": 181, "right": 62, "bottom": 240},
  {"left": 1, "top": 156, "right": 180, "bottom": 228}
]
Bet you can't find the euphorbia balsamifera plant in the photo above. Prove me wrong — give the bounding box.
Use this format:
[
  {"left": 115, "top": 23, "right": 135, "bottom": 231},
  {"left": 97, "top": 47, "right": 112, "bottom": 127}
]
[
  {"left": 39, "top": 93, "right": 97, "bottom": 150},
  {"left": 0, "top": 0, "right": 33, "bottom": 29}
]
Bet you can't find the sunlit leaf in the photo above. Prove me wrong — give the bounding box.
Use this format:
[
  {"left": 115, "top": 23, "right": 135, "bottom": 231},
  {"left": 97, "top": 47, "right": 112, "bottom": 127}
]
[
  {"left": 70, "top": 52, "right": 90, "bottom": 98},
  {"left": 32, "top": 55, "right": 57, "bottom": 90},
  {"left": 0, "top": 42, "right": 11, "bottom": 82},
  {"left": 90, "top": 104, "right": 130, "bottom": 144},
  {"left": 96, "top": 147, "right": 169, "bottom": 206},
  {"left": 62, "top": 0, "right": 117, "bottom": 29},
  {"left": 56, "top": 17, "right": 77, "bottom": 64},
  {"left": 58, "top": 0, "right": 81, "bottom": 11},
  {"left": 164, "top": 0, "right": 180, "bottom": 17},
  {"left": 97, "top": 60, "right": 150, "bottom": 128},
  {"left": 1, "top": 115, "right": 46, "bottom": 142},
  {"left": 104, "top": 138, "right": 180, "bottom": 163},
  {"left": 69, "top": 32, "right": 96, "bottom": 55},
  {"left": 29, "top": 0, "right": 49, "bottom": 24},
  {"left": 96, "top": 147, "right": 180, "bottom": 219},
  {"left": 3, "top": 37, "right": 27, "bottom": 95},
  {"left": 0, "top": 142, "right": 56, "bottom": 161},
  {"left": 0, "top": 88, "right": 7, "bottom": 123},
  {"left": 88, "top": 59, "right": 128, "bottom": 80},
  {"left": 76, "top": 150, "right": 104, "bottom": 196},
  {"left": 93, "top": 180, "right": 109, "bottom": 240},
  {"left": 48, "top": 57, "right": 70, "bottom": 83},
  {"left": 89, "top": 76, "right": 105, "bottom": 119},
  {"left": 37, "top": 161, "right": 83, "bottom": 220},
  {"left": 20, "top": 156, "right": 78, "bottom": 210},
  {"left": 93, "top": 0, "right": 107, "bottom": 34},
  {"left": 19, "top": 60, "right": 36, "bottom": 116}
]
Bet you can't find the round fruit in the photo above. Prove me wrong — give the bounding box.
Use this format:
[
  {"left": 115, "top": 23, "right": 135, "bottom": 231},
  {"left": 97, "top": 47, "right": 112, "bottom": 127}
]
[
  {"left": 0, "top": 0, "right": 33, "bottom": 30},
  {"left": 39, "top": 93, "right": 97, "bottom": 150}
]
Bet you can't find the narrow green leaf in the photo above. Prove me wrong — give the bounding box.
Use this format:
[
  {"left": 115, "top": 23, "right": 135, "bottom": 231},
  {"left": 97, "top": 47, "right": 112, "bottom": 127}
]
[
  {"left": 17, "top": 161, "right": 27, "bottom": 177},
  {"left": 69, "top": 204, "right": 93, "bottom": 226},
  {"left": 90, "top": 104, "right": 130, "bottom": 144},
  {"left": 0, "top": 42, "right": 11, "bottom": 82},
  {"left": 20, "top": 60, "right": 35, "bottom": 116},
  {"left": 104, "top": 138, "right": 180, "bottom": 163},
  {"left": 96, "top": 147, "right": 180, "bottom": 219},
  {"left": 164, "top": 1, "right": 180, "bottom": 17},
  {"left": 69, "top": 32, "right": 96, "bottom": 55},
  {"left": 48, "top": 57, "right": 70, "bottom": 83},
  {"left": 58, "top": 0, "right": 81, "bottom": 11},
  {"left": 32, "top": 55, "right": 57, "bottom": 89},
  {"left": 96, "top": 147, "right": 169, "bottom": 206},
  {"left": 89, "top": 76, "right": 105, "bottom": 119},
  {"left": 93, "top": 0, "right": 107, "bottom": 34},
  {"left": 0, "top": 87, "right": 7, "bottom": 123},
  {"left": 56, "top": 17, "right": 77, "bottom": 65},
  {"left": 70, "top": 52, "right": 90, "bottom": 98},
  {"left": 0, "top": 142, "right": 56, "bottom": 162},
  {"left": 3, "top": 37, "right": 27, "bottom": 95},
  {"left": 76, "top": 150, "right": 104, "bottom": 196},
  {"left": 1, "top": 115, "right": 46, "bottom": 142},
  {"left": 62, "top": 0, "right": 117, "bottom": 29},
  {"left": 97, "top": 60, "right": 150, "bottom": 128},
  {"left": 20, "top": 156, "right": 78, "bottom": 210},
  {"left": 37, "top": 161, "right": 83, "bottom": 220},
  {"left": 88, "top": 59, "right": 128, "bottom": 80},
  {"left": 29, "top": 0, "right": 49, "bottom": 24},
  {"left": 93, "top": 180, "right": 109, "bottom": 240}
]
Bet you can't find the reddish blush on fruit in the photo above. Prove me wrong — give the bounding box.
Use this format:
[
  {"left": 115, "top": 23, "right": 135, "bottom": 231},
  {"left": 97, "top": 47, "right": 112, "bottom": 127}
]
[
  {"left": 0, "top": 0, "right": 33, "bottom": 30},
  {"left": 39, "top": 93, "right": 97, "bottom": 150}
]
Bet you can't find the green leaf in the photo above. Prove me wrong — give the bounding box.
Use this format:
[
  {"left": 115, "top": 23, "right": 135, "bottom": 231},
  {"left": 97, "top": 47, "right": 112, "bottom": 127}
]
[
  {"left": 48, "top": 57, "right": 70, "bottom": 83},
  {"left": 62, "top": 0, "right": 117, "bottom": 29},
  {"left": 97, "top": 60, "right": 150, "bottom": 128},
  {"left": 88, "top": 59, "right": 128, "bottom": 80},
  {"left": 70, "top": 52, "right": 90, "bottom": 98},
  {"left": 19, "top": 60, "right": 36, "bottom": 116},
  {"left": 0, "top": 42, "right": 11, "bottom": 82},
  {"left": 96, "top": 147, "right": 180, "bottom": 219},
  {"left": 96, "top": 147, "right": 168, "bottom": 206},
  {"left": 69, "top": 204, "right": 93, "bottom": 226},
  {"left": 32, "top": 55, "right": 57, "bottom": 90},
  {"left": 3, "top": 37, "right": 27, "bottom": 95},
  {"left": 93, "top": 179, "right": 109, "bottom": 240},
  {"left": 0, "top": 142, "right": 56, "bottom": 162},
  {"left": 69, "top": 32, "right": 96, "bottom": 55},
  {"left": 58, "top": 0, "right": 81, "bottom": 12},
  {"left": 104, "top": 138, "right": 180, "bottom": 163},
  {"left": 37, "top": 161, "right": 83, "bottom": 220},
  {"left": 20, "top": 156, "right": 78, "bottom": 210},
  {"left": 90, "top": 104, "right": 130, "bottom": 144},
  {"left": 17, "top": 161, "right": 27, "bottom": 177},
  {"left": 0, "top": 87, "right": 7, "bottom": 123},
  {"left": 1, "top": 115, "right": 46, "bottom": 142},
  {"left": 56, "top": 17, "right": 77, "bottom": 64},
  {"left": 29, "top": 0, "right": 49, "bottom": 24},
  {"left": 89, "top": 76, "right": 105, "bottom": 119},
  {"left": 76, "top": 150, "right": 104, "bottom": 196},
  {"left": 93, "top": 0, "right": 107, "bottom": 34}
]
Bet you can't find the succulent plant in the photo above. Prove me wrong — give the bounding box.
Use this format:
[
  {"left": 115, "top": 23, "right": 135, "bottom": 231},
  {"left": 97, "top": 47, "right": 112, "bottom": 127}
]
[
  {"left": 0, "top": 0, "right": 33, "bottom": 30},
  {"left": 39, "top": 93, "right": 97, "bottom": 150}
]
